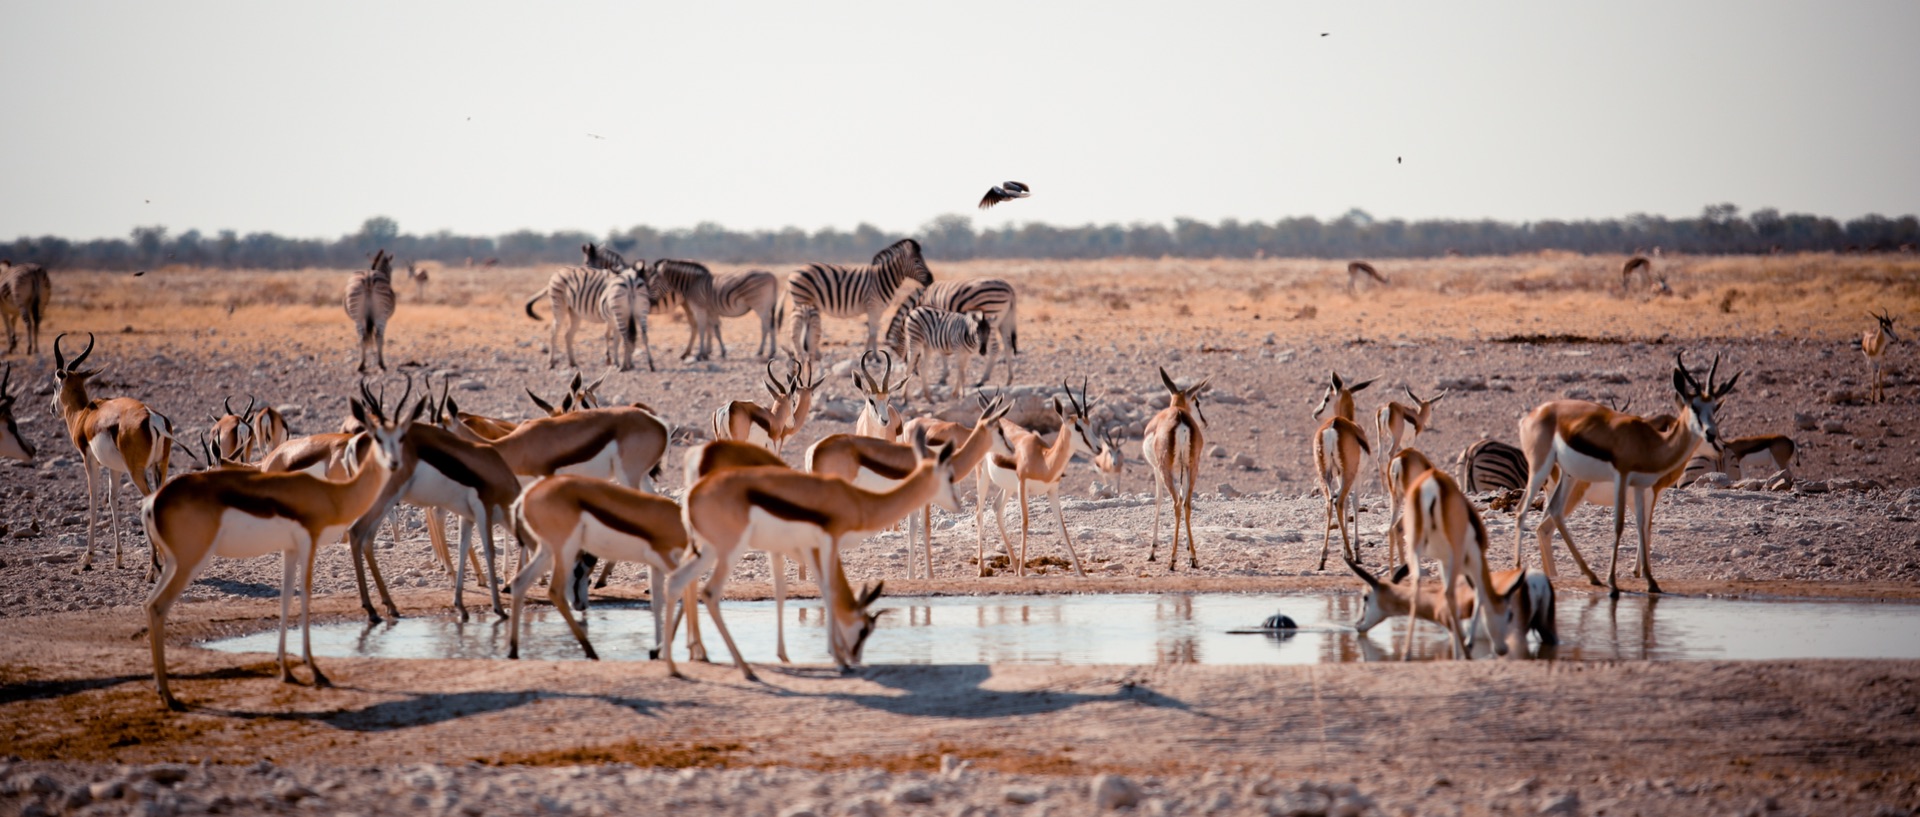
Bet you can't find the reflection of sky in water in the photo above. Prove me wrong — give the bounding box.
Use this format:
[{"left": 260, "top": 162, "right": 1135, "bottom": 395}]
[{"left": 203, "top": 593, "right": 1920, "bottom": 666}]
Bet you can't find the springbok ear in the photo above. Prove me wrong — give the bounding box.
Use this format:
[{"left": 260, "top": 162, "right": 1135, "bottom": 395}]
[
  {"left": 1390, "top": 563, "right": 1411, "bottom": 583},
  {"left": 1051, "top": 396, "right": 1065, "bottom": 416},
  {"left": 861, "top": 581, "right": 886, "bottom": 606},
  {"left": 1160, "top": 366, "right": 1179, "bottom": 395},
  {"left": 407, "top": 396, "right": 428, "bottom": 423},
  {"left": 1349, "top": 378, "right": 1376, "bottom": 393},
  {"left": 526, "top": 388, "right": 557, "bottom": 415}
]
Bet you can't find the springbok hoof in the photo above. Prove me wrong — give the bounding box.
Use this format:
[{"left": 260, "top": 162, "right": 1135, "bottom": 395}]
[{"left": 311, "top": 669, "right": 333, "bottom": 688}]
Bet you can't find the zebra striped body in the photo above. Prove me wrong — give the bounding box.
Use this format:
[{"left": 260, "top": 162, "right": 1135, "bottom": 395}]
[
  {"left": 1458, "top": 438, "right": 1526, "bottom": 493},
  {"left": 528, "top": 266, "right": 614, "bottom": 369},
  {"left": 895, "top": 306, "right": 991, "bottom": 402},
  {"left": 644, "top": 259, "right": 721, "bottom": 362},
  {"left": 601, "top": 268, "right": 654, "bottom": 372},
  {"left": 787, "top": 239, "right": 934, "bottom": 363},
  {"left": 708, "top": 270, "right": 782, "bottom": 360},
  {"left": 887, "top": 277, "right": 1017, "bottom": 385},
  {"left": 343, "top": 251, "right": 397, "bottom": 372}
]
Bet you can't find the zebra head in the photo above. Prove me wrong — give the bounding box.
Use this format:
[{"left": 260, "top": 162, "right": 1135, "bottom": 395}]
[{"left": 873, "top": 239, "right": 934, "bottom": 288}]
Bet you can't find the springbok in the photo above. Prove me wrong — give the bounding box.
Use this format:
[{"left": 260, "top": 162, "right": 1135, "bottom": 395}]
[
  {"left": 53, "top": 333, "right": 175, "bottom": 576},
  {"left": 1397, "top": 469, "right": 1508, "bottom": 659},
  {"left": 1345, "top": 556, "right": 1553, "bottom": 658},
  {"left": 713, "top": 358, "right": 824, "bottom": 456},
  {"left": 1513, "top": 353, "right": 1736, "bottom": 597},
  {"left": 680, "top": 427, "right": 959, "bottom": 680},
  {"left": 1864, "top": 309, "right": 1899, "bottom": 403},
  {"left": 1379, "top": 446, "right": 1437, "bottom": 567},
  {"left": 1620, "top": 256, "right": 1670, "bottom": 296},
  {"left": 806, "top": 397, "right": 1010, "bottom": 580},
  {"left": 140, "top": 393, "right": 409, "bottom": 709},
  {"left": 1311, "top": 372, "right": 1374, "bottom": 570},
  {"left": 1717, "top": 434, "right": 1796, "bottom": 481},
  {"left": 1144, "top": 367, "right": 1209, "bottom": 570},
  {"left": 408, "top": 262, "right": 430, "bottom": 301},
  {"left": 1346, "top": 261, "right": 1387, "bottom": 294},
  {"left": 980, "top": 382, "right": 1102, "bottom": 578},
  {"left": 1374, "top": 387, "right": 1445, "bottom": 492},
  {"left": 852, "top": 349, "right": 911, "bottom": 442},
  {"left": 209, "top": 396, "right": 259, "bottom": 463}
]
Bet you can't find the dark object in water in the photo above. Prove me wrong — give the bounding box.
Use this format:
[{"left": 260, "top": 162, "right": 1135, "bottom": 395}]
[{"left": 1263, "top": 613, "right": 1299, "bottom": 630}]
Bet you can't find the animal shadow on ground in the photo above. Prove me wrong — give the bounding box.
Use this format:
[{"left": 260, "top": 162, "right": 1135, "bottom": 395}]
[
  {"left": 213, "top": 689, "right": 673, "bottom": 732},
  {"left": 191, "top": 578, "right": 282, "bottom": 599},
  {"left": 768, "top": 663, "right": 1201, "bottom": 720}
]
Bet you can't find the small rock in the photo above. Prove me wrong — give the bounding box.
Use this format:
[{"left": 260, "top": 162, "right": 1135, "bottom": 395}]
[
  {"left": 1793, "top": 412, "right": 1819, "bottom": 431},
  {"left": 141, "top": 764, "right": 190, "bottom": 786},
  {"left": 1004, "top": 786, "right": 1044, "bottom": 805},
  {"left": 1232, "top": 453, "right": 1256, "bottom": 470},
  {"left": 457, "top": 379, "right": 486, "bottom": 391},
  {"left": 1207, "top": 444, "right": 1227, "bottom": 458},
  {"left": 1266, "top": 790, "right": 1331, "bottom": 816},
  {"left": 892, "top": 783, "right": 935, "bottom": 804},
  {"left": 1537, "top": 792, "right": 1580, "bottom": 815},
  {"left": 1092, "top": 774, "right": 1142, "bottom": 810},
  {"left": 89, "top": 781, "right": 126, "bottom": 801},
  {"left": 1218, "top": 483, "right": 1242, "bottom": 499},
  {"left": 778, "top": 806, "right": 820, "bottom": 817}
]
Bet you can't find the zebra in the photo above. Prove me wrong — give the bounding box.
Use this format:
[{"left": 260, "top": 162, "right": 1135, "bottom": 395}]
[
  {"left": 893, "top": 305, "right": 992, "bottom": 402},
  {"left": 1, "top": 260, "right": 51, "bottom": 357},
  {"left": 524, "top": 244, "right": 627, "bottom": 370},
  {"left": 707, "top": 270, "right": 782, "bottom": 360},
  {"left": 885, "top": 277, "right": 1018, "bottom": 385},
  {"left": 640, "top": 259, "right": 721, "bottom": 362},
  {"left": 344, "top": 250, "right": 397, "bottom": 372},
  {"left": 601, "top": 266, "right": 654, "bottom": 372},
  {"left": 1457, "top": 438, "right": 1527, "bottom": 493},
  {"left": 787, "top": 238, "right": 934, "bottom": 364}
]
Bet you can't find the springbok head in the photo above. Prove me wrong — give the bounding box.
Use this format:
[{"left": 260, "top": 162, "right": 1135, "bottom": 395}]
[
  {"left": 1672, "top": 352, "right": 1740, "bottom": 454},
  {"left": 854, "top": 349, "right": 912, "bottom": 426},
  {"left": 1872, "top": 309, "right": 1901, "bottom": 342},
  {"left": 1052, "top": 378, "right": 1100, "bottom": 459},
  {"left": 1312, "top": 371, "right": 1374, "bottom": 420}
]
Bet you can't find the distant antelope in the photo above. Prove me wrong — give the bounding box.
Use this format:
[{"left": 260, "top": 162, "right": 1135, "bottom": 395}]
[
  {"left": 787, "top": 239, "right": 935, "bottom": 365},
  {"left": 713, "top": 358, "right": 825, "bottom": 456},
  {"left": 0, "top": 363, "right": 33, "bottom": 462},
  {"left": 980, "top": 382, "right": 1102, "bottom": 578},
  {"left": 1346, "top": 261, "right": 1387, "bottom": 294},
  {"left": 1718, "top": 434, "right": 1796, "bottom": 481},
  {"left": 1311, "top": 372, "right": 1374, "bottom": 569},
  {"left": 1864, "top": 309, "right": 1899, "bottom": 403},
  {"left": 1621, "top": 256, "right": 1670, "bottom": 296},
  {"left": 1144, "top": 367, "right": 1209, "bottom": 570},
  {"left": 1, "top": 260, "right": 51, "bottom": 357},
  {"left": 1513, "top": 353, "right": 1736, "bottom": 596},
  {"left": 209, "top": 396, "right": 260, "bottom": 463},
  {"left": 887, "top": 279, "right": 1020, "bottom": 385},
  {"left": 344, "top": 250, "right": 397, "bottom": 372},
  {"left": 407, "top": 262, "right": 430, "bottom": 301},
  {"left": 54, "top": 333, "right": 175, "bottom": 575}
]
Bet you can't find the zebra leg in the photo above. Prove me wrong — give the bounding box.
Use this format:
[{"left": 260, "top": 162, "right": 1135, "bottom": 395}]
[{"left": 375, "top": 325, "right": 387, "bottom": 371}]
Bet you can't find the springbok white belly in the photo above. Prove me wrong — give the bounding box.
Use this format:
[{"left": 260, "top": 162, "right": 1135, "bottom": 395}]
[
  {"left": 404, "top": 463, "right": 482, "bottom": 521},
  {"left": 554, "top": 443, "right": 622, "bottom": 485},
  {"left": 850, "top": 468, "right": 899, "bottom": 494},
  {"left": 88, "top": 431, "right": 131, "bottom": 474},
  {"left": 209, "top": 509, "right": 327, "bottom": 561},
  {"left": 571, "top": 514, "right": 672, "bottom": 568},
  {"left": 743, "top": 508, "right": 833, "bottom": 561},
  {"left": 743, "top": 424, "right": 772, "bottom": 449},
  {"left": 1552, "top": 439, "right": 1665, "bottom": 490}
]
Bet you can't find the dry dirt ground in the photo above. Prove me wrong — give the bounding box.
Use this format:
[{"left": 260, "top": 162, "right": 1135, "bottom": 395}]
[{"left": 2, "top": 254, "right": 1919, "bottom": 816}]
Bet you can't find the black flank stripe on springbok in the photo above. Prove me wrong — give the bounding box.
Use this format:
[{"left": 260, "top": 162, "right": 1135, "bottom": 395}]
[
  {"left": 584, "top": 502, "right": 658, "bottom": 543},
  {"left": 747, "top": 489, "right": 832, "bottom": 528},
  {"left": 545, "top": 427, "right": 618, "bottom": 469},
  {"left": 1563, "top": 432, "right": 1616, "bottom": 464},
  {"left": 216, "top": 488, "right": 301, "bottom": 521},
  {"left": 860, "top": 454, "right": 915, "bottom": 481},
  {"left": 416, "top": 440, "right": 487, "bottom": 489}
]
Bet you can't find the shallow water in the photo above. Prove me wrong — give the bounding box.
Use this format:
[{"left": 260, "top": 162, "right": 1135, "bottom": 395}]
[{"left": 203, "top": 591, "right": 1920, "bottom": 665}]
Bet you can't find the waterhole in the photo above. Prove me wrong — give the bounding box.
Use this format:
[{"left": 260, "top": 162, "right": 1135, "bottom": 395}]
[{"left": 203, "top": 592, "right": 1920, "bottom": 665}]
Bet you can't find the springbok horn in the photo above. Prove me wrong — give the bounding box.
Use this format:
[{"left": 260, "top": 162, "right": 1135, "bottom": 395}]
[
  {"left": 70, "top": 332, "right": 97, "bottom": 371},
  {"left": 1342, "top": 554, "right": 1381, "bottom": 589}
]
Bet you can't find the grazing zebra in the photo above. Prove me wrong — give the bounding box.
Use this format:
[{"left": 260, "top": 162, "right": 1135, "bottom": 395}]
[
  {"left": 887, "top": 278, "right": 1018, "bottom": 385},
  {"left": 1457, "top": 438, "right": 1526, "bottom": 493},
  {"left": 524, "top": 244, "right": 626, "bottom": 370},
  {"left": 642, "top": 259, "right": 721, "bottom": 362},
  {"left": 344, "top": 250, "right": 397, "bottom": 372},
  {"left": 1, "top": 260, "right": 52, "bottom": 357},
  {"left": 708, "top": 270, "right": 782, "bottom": 360},
  {"left": 601, "top": 267, "right": 654, "bottom": 372},
  {"left": 894, "top": 306, "right": 992, "bottom": 402},
  {"left": 787, "top": 239, "right": 934, "bottom": 364}
]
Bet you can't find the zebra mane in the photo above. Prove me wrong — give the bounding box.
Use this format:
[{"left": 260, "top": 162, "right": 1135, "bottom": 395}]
[
  {"left": 584, "top": 243, "right": 630, "bottom": 271},
  {"left": 651, "top": 258, "right": 713, "bottom": 277},
  {"left": 870, "top": 239, "right": 933, "bottom": 287}
]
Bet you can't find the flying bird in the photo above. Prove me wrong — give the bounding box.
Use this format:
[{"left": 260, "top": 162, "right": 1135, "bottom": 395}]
[
  {"left": 1320, "top": 32, "right": 1329, "bottom": 37},
  {"left": 1397, "top": 156, "right": 1402, "bottom": 164},
  {"left": 978, "top": 181, "right": 1031, "bottom": 210},
  {"left": 587, "top": 133, "right": 606, "bottom": 140}
]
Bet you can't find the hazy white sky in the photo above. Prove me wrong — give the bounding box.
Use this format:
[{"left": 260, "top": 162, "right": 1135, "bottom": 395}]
[{"left": 4, "top": 1, "right": 1917, "bottom": 241}]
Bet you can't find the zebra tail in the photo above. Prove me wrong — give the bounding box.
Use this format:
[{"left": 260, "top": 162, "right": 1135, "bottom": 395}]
[{"left": 524, "top": 290, "right": 547, "bottom": 321}]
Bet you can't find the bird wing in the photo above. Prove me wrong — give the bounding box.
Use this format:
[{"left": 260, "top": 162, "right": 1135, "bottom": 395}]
[{"left": 979, "top": 188, "right": 1010, "bottom": 209}]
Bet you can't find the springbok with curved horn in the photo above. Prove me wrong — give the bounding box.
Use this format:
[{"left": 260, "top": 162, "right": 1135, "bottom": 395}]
[
  {"left": 1144, "top": 367, "right": 1209, "bottom": 570},
  {"left": 1311, "top": 372, "right": 1374, "bottom": 570},
  {"left": 344, "top": 250, "right": 397, "bottom": 372},
  {"left": 1345, "top": 556, "right": 1552, "bottom": 658},
  {"left": 209, "top": 396, "right": 258, "bottom": 463},
  {"left": 852, "top": 349, "right": 911, "bottom": 442},
  {"left": 140, "top": 392, "right": 410, "bottom": 709},
  {"left": 1346, "top": 261, "right": 1387, "bottom": 294},
  {"left": 980, "top": 381, "right": 1102, "bottom": 577},
  {"left": 1864, "top": 309, "right": 1899, "bottom": 403},
  {"left": 714, "top": 358, "right": 824, "bottom": 456},
  {"left": 1379, "top": 445, "right": 1437, "bottom": 567},
  {"left": 54, "top": 333, "right": 175, "bottom": 575},
  {"left": 1513, "top": 353, "right": 1737, "bottom": 597},
  {"left": 250, "top": 405, "right": 288, "bottom": 462},
  {"left": 806, "top": 397, "right": 1011, "bottom": 580},
  {"left": 0, "top": 363, "right": 34, "bottom": 462},
  {"left": 1620, "top": 256, "right": 1671, "bottom": 295},
  {"left": 681, "top": 427, "right": 960, "bottom": 679}
]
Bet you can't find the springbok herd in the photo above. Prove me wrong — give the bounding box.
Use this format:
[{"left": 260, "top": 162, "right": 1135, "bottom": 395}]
[{"left": 0, "top": 248, "right": 1903, "bottom": 709}]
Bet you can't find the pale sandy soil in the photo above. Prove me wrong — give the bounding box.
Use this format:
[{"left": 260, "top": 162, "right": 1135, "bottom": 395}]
[{"left": 2, "top": 254, "right": 1919, "bottom": 815}]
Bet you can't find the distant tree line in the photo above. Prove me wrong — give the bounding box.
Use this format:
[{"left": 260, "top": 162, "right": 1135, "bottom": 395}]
[{"left": 5, "top": 204, "right": 1916, "bottom": 271}]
